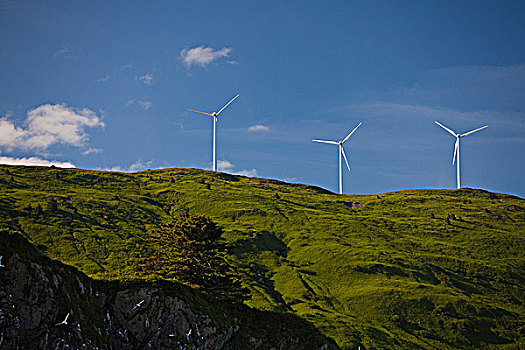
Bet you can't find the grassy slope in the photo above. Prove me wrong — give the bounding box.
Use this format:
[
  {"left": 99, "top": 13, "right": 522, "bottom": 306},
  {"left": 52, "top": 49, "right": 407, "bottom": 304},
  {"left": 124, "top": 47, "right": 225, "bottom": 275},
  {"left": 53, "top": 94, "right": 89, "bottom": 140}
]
[{"left": 0, "top": 165, "right": 523, "bottom": 349}]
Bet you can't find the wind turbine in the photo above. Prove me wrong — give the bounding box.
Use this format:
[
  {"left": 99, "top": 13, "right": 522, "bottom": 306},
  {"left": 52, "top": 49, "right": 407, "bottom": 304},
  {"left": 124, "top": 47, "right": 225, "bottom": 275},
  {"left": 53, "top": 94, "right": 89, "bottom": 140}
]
[
  {"left": 313, "top": 122, "right": 362, "bottom": 194},
  {"left": 435, "top": 121, "right": 488, "bottom": 189},
  {"left": 187, "top": 94, "right": 239, "bottom": 172}
]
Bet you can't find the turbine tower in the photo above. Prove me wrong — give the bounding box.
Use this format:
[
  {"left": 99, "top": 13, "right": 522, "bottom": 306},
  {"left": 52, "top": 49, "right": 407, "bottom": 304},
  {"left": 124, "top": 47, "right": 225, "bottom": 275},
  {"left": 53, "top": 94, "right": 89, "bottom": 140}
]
[
  {"left": 313, "top": 122, "right": 362, "bottom": 194},
  {"left": 435, "top": 121, "right": 488, "bottom": 189},
  {"left": 188, "top": 94, "right": 239, "bottom": 171}
]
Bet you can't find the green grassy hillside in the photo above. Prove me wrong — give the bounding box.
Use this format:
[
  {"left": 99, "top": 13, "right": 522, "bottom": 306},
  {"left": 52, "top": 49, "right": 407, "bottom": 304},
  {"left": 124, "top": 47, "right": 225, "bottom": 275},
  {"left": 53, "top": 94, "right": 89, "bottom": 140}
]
[
  {"left": 1, "top": 165, "right": 524, "bottom": 349},
  {"left": 0, "top": 230, "right": 334, "bottom": 349}
]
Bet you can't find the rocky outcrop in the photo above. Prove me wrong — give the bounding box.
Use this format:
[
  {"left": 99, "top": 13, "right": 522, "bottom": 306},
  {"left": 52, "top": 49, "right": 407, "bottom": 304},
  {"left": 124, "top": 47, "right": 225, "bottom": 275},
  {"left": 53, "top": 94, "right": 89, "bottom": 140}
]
[
  {"left": 106, "top": 288, "right": 237, "bottom": 349},
  {"left": 0, "top": 232, "right": 335, "bottom": 349}
]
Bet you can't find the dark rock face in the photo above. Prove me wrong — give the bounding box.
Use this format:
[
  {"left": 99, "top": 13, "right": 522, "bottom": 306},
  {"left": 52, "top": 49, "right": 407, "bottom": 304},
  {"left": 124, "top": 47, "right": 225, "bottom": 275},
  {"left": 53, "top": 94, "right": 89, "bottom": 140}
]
[
  {"left": 0, "top": 234, "right": 335, "bottom": 349},
  {"left": 0, "top": 252, "right": 237, "bottom": 349},
  {"left": 107, "top": 288, "right": 236, "bottom": 349}
]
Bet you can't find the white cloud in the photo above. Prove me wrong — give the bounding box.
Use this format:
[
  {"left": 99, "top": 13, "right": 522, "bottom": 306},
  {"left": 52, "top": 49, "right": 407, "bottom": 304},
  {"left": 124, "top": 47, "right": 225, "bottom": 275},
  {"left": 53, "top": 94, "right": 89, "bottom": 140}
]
[
  {"left": 137, "top": 101, "right": 152, "bottom": 110},
  {"left": 339, "top": 102, "right": 525, "bottom": 131},
  {"left": 128, "top": 159, "right": 153, "bottom": 172},
  {"left": 237, "top": 169, "right": 257, "bottom": 176},
  {"left": 25, "top": 104, "right": 104, "bottom": 148},
  {"left": 96, "top": 75, "right": 110, "bottom": 83},
  {"left": 0, "top": 118, "right": 28, "bottom": 150},
  {"left": 0, "top": 103, "right": 104, "bottom": 151},
  {"left": 82, "top": 148, "right": 103, "bottom": 155},
  {"left": 393, "top": 64, "right": 525, "bottom": 113},
  {"left": 138, "top": 73, "right": 153, "bottom": 85},
  {"left": 0, "top": 156, "right": 75, "bottom": 168},
  {"left": 248, "top": 124, "right": 270, "bottom": 132},
  {"left": 215, "top": 159, "right": 257, "bottom": 176},
  {"left": 127, "top": 99, "right": 152, "bottom": 110},
  {"left": 108, "top": 159, "right": 154, "bottom": 173},
  {"left": 96, "top": 63, "right": 133, "bottom": 83},
  {"left": 324, "top": 102, "right": 525, "bottom": 155},
  {"left": 217, "top": 160, "right": 234, "bottom": 171},
  {"left": 54, "top": 46, "right": 78, "bottom": 60},
  {"left": 180, "top": 46, "right": 232, "bottom": 68}
]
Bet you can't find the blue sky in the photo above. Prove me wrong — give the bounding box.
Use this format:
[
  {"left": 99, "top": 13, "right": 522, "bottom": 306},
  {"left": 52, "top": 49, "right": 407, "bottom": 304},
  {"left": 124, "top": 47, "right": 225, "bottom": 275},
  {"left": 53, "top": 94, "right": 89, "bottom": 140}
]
[{"left": 1, "top": 1, "right": 524, "bottom": 196}]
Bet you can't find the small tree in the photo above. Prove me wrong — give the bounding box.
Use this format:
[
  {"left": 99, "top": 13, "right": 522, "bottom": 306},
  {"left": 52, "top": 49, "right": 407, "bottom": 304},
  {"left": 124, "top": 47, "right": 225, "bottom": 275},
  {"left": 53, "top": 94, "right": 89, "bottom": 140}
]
[{"left": 136, "top": 213, "right": 246, "bottom": 301}]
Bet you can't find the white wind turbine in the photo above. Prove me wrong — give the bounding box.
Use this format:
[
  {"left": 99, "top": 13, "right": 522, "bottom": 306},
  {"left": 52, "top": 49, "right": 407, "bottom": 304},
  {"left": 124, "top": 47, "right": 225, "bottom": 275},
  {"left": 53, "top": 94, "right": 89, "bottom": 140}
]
[
  {"left": 313, "top": 122, "right": 362, "bottom": 194},
  {"left": 188, "top": 94, "right": 240, "bottom": 171},
  {"left": 435, "top": 121, "right": 488, "bottom": 189}
]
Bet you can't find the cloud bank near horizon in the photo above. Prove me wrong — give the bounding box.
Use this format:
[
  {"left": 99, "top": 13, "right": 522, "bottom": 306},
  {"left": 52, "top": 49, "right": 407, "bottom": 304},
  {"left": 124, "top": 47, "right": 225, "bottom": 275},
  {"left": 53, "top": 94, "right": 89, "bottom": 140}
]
[{"left": 0, "top": 156, "right": 75, "bottom": 168}]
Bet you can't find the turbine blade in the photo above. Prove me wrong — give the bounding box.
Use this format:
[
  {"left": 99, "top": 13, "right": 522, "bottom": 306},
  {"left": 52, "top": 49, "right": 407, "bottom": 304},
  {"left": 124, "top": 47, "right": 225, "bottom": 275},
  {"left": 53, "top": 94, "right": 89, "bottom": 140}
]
[
  {"left": 461, "top": 125, "right": 488, "bottom": 137},
  {"left": 435, "top": 121, "right": 457, "bottom": 137},
  {"left": 216, "top": 94, "right": 240, "bottom": 116},
  {"left": 341, "top": 147, "right": 351, "bottom": 171},
  {"left": 452, "top": 139, "right": 458, "bottom": 165},
  {"left": 187, "top": 109, "right": 214, "bottom": 117},
  {"left": 342, "top": 122, "right": 362, "bottom": 143},
  {"left": 312, "top": 139, "right": 338, "bottom": 145}
]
